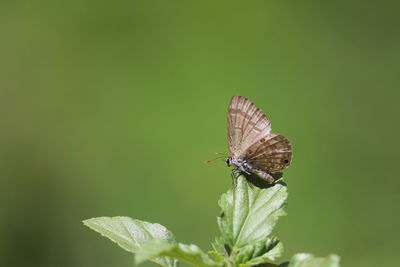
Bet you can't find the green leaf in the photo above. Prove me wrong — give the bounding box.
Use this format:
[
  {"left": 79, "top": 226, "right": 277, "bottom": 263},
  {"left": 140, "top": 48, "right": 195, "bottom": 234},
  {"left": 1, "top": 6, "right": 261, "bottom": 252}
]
[
  {"left": 207, "top": 251, "right": 226, "bottom": 264},
  {"left": 211, "top": 237, "right": 229, "bottom": 259},
  {"left": 236, "top": 237, "right": 284, "bottom": 267},
  {"left": 135, "top": 239, "right": 220, "bottom": 267},
  {"left": 209, "top": 237, "right": 229, "bottom": 264},
  {"left": 286, "top": 253, "right": 340, "bottom": 267},
  {"left": 83, "top": 216, "right": 177, "bottom": 267},
  {"left": 217, "top": 175, "right": 287, "bottom": 249}
]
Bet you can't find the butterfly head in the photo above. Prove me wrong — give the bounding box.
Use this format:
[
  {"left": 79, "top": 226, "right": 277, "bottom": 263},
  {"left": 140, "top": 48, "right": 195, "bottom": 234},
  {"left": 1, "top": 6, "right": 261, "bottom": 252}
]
[{"left": 225, "top": 157, "right": 232, "bottom": 167}]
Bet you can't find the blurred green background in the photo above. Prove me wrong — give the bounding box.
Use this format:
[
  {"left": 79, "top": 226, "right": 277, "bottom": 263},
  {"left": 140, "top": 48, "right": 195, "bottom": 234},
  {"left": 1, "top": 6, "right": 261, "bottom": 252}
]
[{"left": 1, "top": 1, "right": 399, "bottom": 266}]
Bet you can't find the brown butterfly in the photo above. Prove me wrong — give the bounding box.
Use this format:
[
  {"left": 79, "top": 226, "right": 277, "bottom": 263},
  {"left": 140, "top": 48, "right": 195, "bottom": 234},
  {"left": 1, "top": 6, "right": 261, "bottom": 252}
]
[{"left": 226, "top": 96, "right": 292, "bottom": 183}]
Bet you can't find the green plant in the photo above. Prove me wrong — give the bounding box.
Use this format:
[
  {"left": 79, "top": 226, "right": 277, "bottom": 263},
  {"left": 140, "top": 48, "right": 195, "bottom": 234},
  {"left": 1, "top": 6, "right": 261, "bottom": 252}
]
[{"left": 83, "top": 175, "right": 340, "bottom": 267}]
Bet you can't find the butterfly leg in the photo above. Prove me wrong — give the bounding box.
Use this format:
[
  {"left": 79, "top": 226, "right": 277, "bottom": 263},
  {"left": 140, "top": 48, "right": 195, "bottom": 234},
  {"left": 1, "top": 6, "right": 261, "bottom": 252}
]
[
  {"left": 238, "top": 165, "right": 251, "bottom": 175},
  {"left": 230, "top": 171, "right": 237, "bottom": 185},
  {"left": 231, "top": 169, "right": 241, "bottom": 185}
]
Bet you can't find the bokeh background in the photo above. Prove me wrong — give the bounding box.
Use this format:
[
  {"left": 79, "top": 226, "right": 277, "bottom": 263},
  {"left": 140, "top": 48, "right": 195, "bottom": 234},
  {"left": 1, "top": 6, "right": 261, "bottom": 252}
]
[{"left": 1, "top": 1, "right": 399, "bottom": 266}]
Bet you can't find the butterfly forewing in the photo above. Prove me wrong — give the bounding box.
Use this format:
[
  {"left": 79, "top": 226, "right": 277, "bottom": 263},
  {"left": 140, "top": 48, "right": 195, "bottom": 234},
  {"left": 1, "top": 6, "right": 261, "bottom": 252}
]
[{"left": 227, "top": 96, "right": 272, "bottom": 158}]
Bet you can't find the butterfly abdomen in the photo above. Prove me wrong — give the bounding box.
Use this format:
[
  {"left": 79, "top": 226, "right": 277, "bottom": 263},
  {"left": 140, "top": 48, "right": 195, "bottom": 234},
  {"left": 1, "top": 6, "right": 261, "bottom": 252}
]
[{"left": 250, "top": 168, "right": 276, "bottom": 183}]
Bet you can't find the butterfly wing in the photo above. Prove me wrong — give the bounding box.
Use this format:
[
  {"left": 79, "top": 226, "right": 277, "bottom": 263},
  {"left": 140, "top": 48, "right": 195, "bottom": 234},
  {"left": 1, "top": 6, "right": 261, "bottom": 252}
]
[
  {"left": 245, "top": 134, "right": 292, "bottom": 172},
  {"left": 227, "top": 96, "right": 272, "bottom": 158}
]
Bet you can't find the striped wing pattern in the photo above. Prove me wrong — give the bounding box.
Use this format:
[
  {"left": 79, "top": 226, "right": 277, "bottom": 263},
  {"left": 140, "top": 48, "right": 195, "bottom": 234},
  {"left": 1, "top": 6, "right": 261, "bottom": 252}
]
[
  {"left": 227, "top": 96, "right": 272, "bottom": 158},
  {"left": 246, "top": 134, "right": 292, "bottom": 171},
  {"left": 227, "top": 95, "right": 292, "bottom": 172}
]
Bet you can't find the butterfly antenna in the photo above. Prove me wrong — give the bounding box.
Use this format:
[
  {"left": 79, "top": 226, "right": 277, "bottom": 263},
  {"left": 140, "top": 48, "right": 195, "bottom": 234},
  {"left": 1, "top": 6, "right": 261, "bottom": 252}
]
[
  {"left": 204, "top": 155, "right": 226, "bottom": 163},
  {"left": 214, "top": 152, "right": 227, "bottom": 156}
]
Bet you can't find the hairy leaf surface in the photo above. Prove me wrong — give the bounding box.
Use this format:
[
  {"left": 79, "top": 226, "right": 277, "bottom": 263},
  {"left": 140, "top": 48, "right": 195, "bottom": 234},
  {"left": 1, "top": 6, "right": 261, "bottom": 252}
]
[{"left": 83, "top": 216, "right": 177, "bottom": 267}]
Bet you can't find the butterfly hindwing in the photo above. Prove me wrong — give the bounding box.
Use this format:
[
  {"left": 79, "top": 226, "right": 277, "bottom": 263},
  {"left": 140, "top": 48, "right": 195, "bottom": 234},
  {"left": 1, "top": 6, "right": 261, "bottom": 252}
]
[
  {"left": 227, "top": 96, "right": 272, "bottom": 158},
  {"left": 244, "top": 134, "right": 292, "bottom": 172}
]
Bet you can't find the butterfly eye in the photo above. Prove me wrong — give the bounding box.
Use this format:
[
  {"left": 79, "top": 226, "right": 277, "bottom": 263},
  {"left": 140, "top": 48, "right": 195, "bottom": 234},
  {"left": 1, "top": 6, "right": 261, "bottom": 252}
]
[{"left": 284, "top": 160, "right": 289, "bottom": 163}]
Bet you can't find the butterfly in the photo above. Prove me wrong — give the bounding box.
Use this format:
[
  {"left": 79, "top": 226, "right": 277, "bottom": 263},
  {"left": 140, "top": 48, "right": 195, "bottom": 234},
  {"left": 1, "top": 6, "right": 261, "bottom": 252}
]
[{"left": 226, "top": 96, "right": 292, "bottom": 183}]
